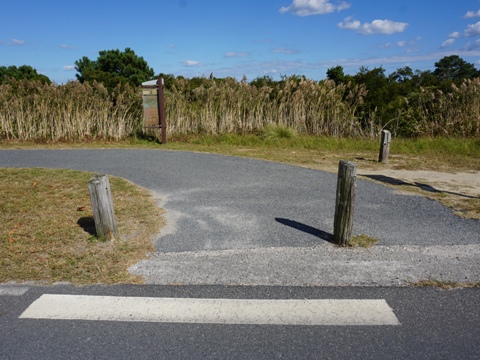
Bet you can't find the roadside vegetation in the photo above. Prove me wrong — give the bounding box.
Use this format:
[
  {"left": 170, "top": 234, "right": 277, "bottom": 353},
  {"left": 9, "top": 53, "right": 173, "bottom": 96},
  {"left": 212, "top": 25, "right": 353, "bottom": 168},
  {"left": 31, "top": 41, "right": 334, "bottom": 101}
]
[{"left": 1, "top": 54, "right": 479, "bottom": 142}]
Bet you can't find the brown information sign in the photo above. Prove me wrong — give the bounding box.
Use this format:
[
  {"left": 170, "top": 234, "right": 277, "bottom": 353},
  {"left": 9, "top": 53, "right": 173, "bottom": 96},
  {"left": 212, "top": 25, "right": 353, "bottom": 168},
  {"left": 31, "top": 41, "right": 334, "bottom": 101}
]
[
  {"left": 142, "top": 88, "right": 159, "bottom": 127},
  {"left": 141, "top": 77, "right": 166, "bottom": 144}
]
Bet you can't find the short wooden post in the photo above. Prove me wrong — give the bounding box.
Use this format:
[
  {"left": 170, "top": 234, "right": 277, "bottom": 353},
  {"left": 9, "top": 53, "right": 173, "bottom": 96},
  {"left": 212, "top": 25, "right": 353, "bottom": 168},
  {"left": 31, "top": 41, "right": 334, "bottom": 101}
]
[
  {"left": 88, "top": 174, "right": 117, "bottom": 241},
  {"left": 158, "top": 77, "right": 167, "bottom": 145},
  {"left": 333, "top": 161, "right": 356, "bottom": 246},
  {"left": 378, "top": 130, "right": 391, "bottom": 163}
]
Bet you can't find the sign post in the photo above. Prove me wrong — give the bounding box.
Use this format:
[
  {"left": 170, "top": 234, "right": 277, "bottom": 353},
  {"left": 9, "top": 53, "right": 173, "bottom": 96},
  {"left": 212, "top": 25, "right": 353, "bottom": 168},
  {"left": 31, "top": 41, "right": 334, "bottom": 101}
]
[{"left": 142, "top": 77, "right": 166, "bottom": 144}]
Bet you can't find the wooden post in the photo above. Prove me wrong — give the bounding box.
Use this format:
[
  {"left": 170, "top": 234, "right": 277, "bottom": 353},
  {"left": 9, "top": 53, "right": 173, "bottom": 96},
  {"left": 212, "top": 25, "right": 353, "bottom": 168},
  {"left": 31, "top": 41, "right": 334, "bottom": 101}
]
[
  {"left": 333, "top": 161, "right": 356, "bottom": 246},
  {"left": 157, "top": 77, "right": 167, "bottom": 144},
  {"left": 378, "top": 130, "right": 391, "bottom": 163},
  {"left": 88, "top": 174, "right": 117, "bottom": 241}
]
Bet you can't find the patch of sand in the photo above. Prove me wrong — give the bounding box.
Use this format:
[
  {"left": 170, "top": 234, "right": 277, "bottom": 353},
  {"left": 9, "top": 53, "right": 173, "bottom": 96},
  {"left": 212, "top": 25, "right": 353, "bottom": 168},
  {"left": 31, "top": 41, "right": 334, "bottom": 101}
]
[{"left": 358, "top": 170, "right": 480, "bottom": 198}]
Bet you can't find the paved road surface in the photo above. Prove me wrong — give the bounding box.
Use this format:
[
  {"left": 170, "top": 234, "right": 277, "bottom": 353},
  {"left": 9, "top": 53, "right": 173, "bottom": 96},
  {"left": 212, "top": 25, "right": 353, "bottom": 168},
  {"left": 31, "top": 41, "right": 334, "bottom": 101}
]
[
  {"left": 1, "top": 284, "right": 479, "bottom": 360},
  {"left": 1, "top": 149, "right": 479, "bottom": 286}
]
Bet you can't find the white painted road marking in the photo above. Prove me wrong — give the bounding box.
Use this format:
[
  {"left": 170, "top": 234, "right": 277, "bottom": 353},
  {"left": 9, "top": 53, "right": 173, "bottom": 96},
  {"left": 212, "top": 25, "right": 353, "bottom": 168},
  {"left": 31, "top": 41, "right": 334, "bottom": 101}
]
[
  {"left": 0, "top": 287, "right": 30, "bottom": 296},
  {"left": 19, "top": 294, "right": 400, "bottom": 325}
]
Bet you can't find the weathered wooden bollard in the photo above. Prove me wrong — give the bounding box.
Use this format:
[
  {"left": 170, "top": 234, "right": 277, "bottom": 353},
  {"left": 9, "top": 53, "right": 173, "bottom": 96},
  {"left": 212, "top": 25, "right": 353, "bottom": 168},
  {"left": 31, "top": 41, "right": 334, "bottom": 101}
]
[
  {"left": 333, "top": 161, "right": 356, "bottom": 246},
  {"left": 378, "top": 130, "right": 391, "bottom": 163},
  {"left": 88, "top": 174, "right": 117, "bottom": 241}
]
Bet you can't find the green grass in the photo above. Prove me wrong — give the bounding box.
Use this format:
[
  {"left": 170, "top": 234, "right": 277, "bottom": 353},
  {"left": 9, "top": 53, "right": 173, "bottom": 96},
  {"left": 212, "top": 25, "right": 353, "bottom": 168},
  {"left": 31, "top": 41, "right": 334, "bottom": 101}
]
[
  {"left": 261, "top": 124, "right": 298, "bottom": 142},
  {"left": 393, "top": 137, "right": 480, "bottom": 154}
]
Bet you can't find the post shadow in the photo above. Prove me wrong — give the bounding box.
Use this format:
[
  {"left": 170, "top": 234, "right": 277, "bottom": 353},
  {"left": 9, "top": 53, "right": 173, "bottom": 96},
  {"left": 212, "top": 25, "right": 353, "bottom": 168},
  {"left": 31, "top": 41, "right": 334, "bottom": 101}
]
[
  {"left": 275, "top": 218, "right": 334, "bottom": 244},
  {"left": 77, "top": 216, "right": 97, "bottom": 236}
]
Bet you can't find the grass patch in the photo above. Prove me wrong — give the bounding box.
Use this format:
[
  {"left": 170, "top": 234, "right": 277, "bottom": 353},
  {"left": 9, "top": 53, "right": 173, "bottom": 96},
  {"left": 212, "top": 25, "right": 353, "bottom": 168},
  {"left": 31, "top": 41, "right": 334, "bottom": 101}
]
[
  {"left": 348, "top": 234, "right": 379, "bottom": 248},
  {"left": 390, "top": 137, "right": 480, "bottom": 171},
  {"left": 411, "top": 280, "right": 480, "bottom": 290},
  {"left": 0, "top": 168, "right": 164, "bottom": 285},
  {"left": 261, "top": 124, "right": 297, "bottom": 142},
  {"left": 162, "top": 135, "right": 480, "bottom": 172}
]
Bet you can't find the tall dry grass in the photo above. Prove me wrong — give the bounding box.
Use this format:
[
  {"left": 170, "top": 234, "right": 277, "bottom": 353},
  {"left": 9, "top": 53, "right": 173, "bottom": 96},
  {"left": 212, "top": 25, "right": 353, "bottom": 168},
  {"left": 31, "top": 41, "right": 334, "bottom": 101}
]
[
  {"left": 1, "top": 76, "right": 479, "bottom": 141},
  {"left": 0, "top": 79, "right": 141, "bottom": 141},
  {"left": 396, "top": 78, "right": 480, "bottom": 137},
  {"left": 165, "top": 77, "right": 370, "bottom": 137}
]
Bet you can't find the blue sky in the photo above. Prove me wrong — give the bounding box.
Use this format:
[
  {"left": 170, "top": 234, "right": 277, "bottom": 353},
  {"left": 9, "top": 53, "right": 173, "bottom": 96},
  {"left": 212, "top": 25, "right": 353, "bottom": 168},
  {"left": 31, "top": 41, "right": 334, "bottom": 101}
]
[{"left": 2, "top": 0, "right": 480, "bottom": 83}]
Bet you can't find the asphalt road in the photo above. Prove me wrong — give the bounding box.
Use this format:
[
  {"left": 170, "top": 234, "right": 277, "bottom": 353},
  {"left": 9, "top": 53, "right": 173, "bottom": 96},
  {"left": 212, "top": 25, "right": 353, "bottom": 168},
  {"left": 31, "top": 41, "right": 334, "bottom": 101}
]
[
  {"left": 1, "top": 149, "right": 479, "bottom": 285},
  {"left": 1, "top": 284, "right": 479, "bottom": 360}
]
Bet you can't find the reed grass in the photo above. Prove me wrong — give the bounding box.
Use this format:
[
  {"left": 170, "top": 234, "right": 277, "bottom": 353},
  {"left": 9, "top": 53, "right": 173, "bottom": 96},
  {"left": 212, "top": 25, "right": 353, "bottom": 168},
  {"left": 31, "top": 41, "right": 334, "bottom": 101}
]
[
  {"left": 1, "top": 76, "right": 479, "bottom": 141},
  {"left": 165, "top": 77, "right": 370, "bottom": 137},
  {"left": 0, "top": 79, "right": 142, "bottom": 141},
  {"left": 399, "top": 78, "right": 480, "bottom": 137}
]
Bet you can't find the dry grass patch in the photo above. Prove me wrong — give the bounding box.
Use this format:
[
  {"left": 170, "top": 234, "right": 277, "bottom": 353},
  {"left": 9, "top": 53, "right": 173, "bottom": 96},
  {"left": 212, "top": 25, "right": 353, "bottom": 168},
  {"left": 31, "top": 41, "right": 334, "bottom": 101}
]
[
  {"left": 348, "top": 234, "right": 379, "bottom": 248},
  {"left": 411, "top": 280, "right": 480, "bottom": 290},
  {"left": 0, "top": 167, "right": 164, "bottom": 285}
]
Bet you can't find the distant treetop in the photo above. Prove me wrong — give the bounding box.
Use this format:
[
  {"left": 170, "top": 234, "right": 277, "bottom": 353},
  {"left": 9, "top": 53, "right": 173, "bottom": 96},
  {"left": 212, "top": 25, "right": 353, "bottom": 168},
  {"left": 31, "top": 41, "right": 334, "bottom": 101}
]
[
  {"left": 0, "top": 65, "right": 51, "bottom": 85},
  {"left": 74, "top": 47, "right": 154, "bottom": 90},
  {"left": 433, "top": 55, "right": 479, "bottom": 81}
]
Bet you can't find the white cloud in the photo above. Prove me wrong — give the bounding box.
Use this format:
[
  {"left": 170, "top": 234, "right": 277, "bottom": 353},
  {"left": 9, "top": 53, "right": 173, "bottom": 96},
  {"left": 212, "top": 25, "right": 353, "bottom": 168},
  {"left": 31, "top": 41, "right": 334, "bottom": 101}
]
[
  {"left": 464, "top": 39, "right": 480, "bottom": 50},
  {"left": 327, "top": 50, "right": 480, "bottom": 70},
  {"left": 376, "top": 38, "right": 419, "bottom": 51},
  {"left": 60, "top": 44, "right": 75, "bottom": 49},
  {"left": 1, "top": 38, "right": 26, "bottom": 46},
  {"left": 182, "top": 60, "right": 200, "bottom": 67},
  {"left": 273, "top": 48, "right": 299, "bottom": 54},
  {"left": 464, "top": 10, "right": 480, "bottom": 18},
  {"left": 279, "top": 0, "right": 350, "bottom": 16},
  {"left": 442, "top": 31, "right": 460, "bottom": 47},
  {"left": 376, "top": 42, "right": 393, "bottom": 49},
  {"left": 225, "top": 52, "right": 249, "bottom": 58},
  {"left": 63, "top": 65, "right": 76, "bottom": 71},
  {"left": 11, "top": 39, "right": 25, "bottom": 45},
  {"left": 441, "top": 38, "right": 455, "bottom": 47},
  {"left": 338, "top": 17, "right": 408, "bottom": 35},
  {"left": 465, "top": 21, "right": 480, "bottom": 37}
]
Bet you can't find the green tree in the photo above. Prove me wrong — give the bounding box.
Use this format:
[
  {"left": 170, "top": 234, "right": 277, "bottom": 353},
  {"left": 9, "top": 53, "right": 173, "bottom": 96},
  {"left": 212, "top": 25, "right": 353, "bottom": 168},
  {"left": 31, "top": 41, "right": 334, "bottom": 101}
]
[
  {"left": 326, "top": 65, "right": 346, "bottom": 85},
  {"left": 433, "top": 55, "right": 479, "bottom": 81},
  {"left": 250, "top": 75, "right": 275, "bottom": 88},
  {"left": 390, "top": 66, "right": 414, "bottom": 83},
  {"left": 75, "top": 48, "right": 154, "bottom": 90},
  {"left": 154, "top": 73, "right": 176, "bottom": 91},
  {"left": 354, "top": 66, "right": 391, "bottom": 108},
  {"left": 0, "top": 65, "right": 51, "bottom": 84}
]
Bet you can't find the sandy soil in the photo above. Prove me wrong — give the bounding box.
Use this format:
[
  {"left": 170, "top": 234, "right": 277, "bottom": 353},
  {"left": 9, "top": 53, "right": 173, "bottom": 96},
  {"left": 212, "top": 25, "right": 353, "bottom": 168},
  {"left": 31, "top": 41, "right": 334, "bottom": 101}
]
[{"left": 358, "top": 169, "right": 480, "bottom": 197}]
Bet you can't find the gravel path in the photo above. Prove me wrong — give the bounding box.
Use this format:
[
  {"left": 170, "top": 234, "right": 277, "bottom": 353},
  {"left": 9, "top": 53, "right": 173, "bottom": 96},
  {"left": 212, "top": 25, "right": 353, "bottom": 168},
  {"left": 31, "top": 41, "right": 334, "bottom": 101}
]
[{"left": 1, "top": 149, "right": 479, "bottom": 286}]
